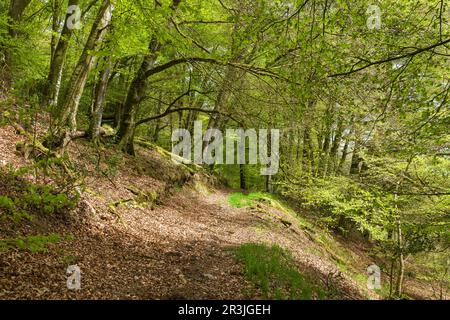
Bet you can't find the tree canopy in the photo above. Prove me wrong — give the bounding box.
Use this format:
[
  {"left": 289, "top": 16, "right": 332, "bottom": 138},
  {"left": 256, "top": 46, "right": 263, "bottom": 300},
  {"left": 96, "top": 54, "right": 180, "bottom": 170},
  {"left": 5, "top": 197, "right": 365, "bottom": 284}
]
[{"left": 0, "top": 0, "right": 449, "bottom": 300}]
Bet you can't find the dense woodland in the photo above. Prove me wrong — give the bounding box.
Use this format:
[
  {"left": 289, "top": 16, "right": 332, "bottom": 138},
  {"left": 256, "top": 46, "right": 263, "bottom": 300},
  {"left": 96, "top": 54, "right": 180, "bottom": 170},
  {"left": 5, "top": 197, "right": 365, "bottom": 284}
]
[{"left": 0, "top": 0, "right": 449, "bottom": 300}]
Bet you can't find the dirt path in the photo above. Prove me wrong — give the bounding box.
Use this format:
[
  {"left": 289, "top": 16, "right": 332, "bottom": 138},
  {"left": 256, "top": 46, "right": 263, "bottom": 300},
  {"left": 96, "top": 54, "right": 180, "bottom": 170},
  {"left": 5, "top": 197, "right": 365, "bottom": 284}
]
[
  {"left": 1, "top": 188, "right": 252, "bottom": 299},
  {"left": 0, "top": 184, "right": 371, "bottom": 299},
  {"left": 0, "top": 125, "right": 371, "bottom": 300}
]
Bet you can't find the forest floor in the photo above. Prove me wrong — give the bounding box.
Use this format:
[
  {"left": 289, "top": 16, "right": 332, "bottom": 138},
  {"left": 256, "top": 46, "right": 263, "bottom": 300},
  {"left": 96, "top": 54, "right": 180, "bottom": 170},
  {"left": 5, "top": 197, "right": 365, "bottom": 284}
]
[{"left": 0, "top": 122, "right": 437, "bottom": 300}]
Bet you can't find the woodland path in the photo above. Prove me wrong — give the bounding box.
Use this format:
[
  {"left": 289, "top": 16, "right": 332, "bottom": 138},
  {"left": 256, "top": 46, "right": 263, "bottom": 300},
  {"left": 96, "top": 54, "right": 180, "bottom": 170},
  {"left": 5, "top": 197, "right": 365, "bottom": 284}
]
[{"left": 0, "top": 125, "right": 370, "bottom": 299}]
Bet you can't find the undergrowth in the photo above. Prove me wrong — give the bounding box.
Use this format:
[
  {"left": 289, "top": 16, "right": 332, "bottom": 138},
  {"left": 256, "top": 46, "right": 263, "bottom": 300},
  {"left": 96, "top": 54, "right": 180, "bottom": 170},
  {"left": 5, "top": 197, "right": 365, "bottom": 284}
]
[
  {"left": 234, "top": 243, "right": 326, "bottom": 300},
  {"left": 0, "top": 233, "right": 61, "bottom": 253},
  {"left": 0, "top": 166, "right": 79, "bottom": 222},
  {"left": 228, "top": 192, "right": 311, "bottom": 228},
  {"left": 228, "top": 192, "right": 266, "bottom": 208}
]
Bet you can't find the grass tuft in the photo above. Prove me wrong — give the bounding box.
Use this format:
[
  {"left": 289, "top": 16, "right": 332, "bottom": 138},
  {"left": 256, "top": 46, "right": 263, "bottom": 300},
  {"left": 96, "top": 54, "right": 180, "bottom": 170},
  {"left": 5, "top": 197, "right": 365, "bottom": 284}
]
[{"left": 234, "top": 243, "right": 326, "bottom": 300}]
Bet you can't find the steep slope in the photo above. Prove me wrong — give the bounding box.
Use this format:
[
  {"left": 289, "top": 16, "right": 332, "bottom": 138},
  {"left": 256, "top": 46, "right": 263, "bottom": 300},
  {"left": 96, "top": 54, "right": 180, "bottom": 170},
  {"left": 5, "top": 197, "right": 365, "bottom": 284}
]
[{"left": 0, "top": 121, "right": 380, "bottom": 300}]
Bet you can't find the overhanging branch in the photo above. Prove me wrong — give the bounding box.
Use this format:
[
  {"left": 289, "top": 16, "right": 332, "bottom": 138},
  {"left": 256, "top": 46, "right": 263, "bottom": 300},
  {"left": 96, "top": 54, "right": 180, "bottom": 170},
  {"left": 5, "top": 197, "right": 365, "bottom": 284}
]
[
  {"left": 329, "top": 38, "right": 450, "bottom": 78},
  {"left": 136, "top": 107, "right": 236, "bottom": 126},
  {"left": 143, "top": 56, "right": 286, "bottom": 82}
]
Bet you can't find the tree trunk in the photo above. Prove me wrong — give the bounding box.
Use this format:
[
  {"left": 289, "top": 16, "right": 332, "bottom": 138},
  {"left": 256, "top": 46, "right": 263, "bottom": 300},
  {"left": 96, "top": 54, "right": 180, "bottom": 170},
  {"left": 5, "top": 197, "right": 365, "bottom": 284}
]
[
  {"left": 296, "top": 127, "right": 303, "bottom": 165},
  {"left": 395, "top": 219, "right": 405, "bottom": 297},
  {"left": 350, "top": 142, "right": 361, "bottom": 175},
  {"left": 112, "top": 65, "right": 129, "bottom": 129},
  {"left": 240, "top": 164, "right": 246, "bottom": 190},
  {"left": 89, "top": 56, "right": 112, "bottom": 144},
  {"left": 45, "top": 0, "right": 80, "bottom": 109},
  {"left": 1, "top": 0, "right": 32, "bottom": 89},
  {"left": 116, "top": 44, "right": 159, "bottom": 155},
  {"left": 64, "top": 0, "right": 112, "bottom": 130},
  {"left": 303, "top": 127, "right": 313, "bottom": 176},
  {"left": 50, "top": 0, "right": 62, "bottom": 65},
  {"left": 265, "top": 175, "right": 273, "bottom": 193},
  {"left": 116, "top": 0, "right": 181, "bottom": 154},
  {"left": 46, "top": 0, "right": 112, "bottom": 149},
  {"left": 7, "top": 0, "right": 32, "bottom": 37},
  {"left": 329, "top": 120, "right": 343, "bottom": 175},
  {"left": 152, "top": 91, "right": 164, "bottom": 142},
  {"left": 338, "top": 130, "right": 351, "bottom": 174},
  {"left": 320, "top": 104, "right": 334, "bottom": 176},
  {"left": 389, "top": 257, "right": 395, "bottom": 299}
]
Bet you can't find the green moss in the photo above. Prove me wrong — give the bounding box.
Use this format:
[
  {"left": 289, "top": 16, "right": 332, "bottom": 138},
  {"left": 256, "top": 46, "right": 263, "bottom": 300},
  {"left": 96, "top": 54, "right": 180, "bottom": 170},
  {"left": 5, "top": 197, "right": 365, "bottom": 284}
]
[
  {"left": 228, "top": 192, "right": 279, "bottom": 208},
  {"left": 228, "top": 192, "right": 312, "bottom": 229}
]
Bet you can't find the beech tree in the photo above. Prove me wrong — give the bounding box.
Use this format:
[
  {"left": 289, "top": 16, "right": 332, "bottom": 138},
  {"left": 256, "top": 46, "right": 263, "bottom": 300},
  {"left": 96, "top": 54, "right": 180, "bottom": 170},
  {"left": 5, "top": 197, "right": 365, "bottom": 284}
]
[{"left": 1, "top": 0, "right": 448, "bottom": 299}]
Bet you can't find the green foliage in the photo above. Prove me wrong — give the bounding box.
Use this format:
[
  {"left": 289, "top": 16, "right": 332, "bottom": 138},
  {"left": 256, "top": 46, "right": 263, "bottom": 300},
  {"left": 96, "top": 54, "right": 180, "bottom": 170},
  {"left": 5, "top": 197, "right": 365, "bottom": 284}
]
[
  {"left": 0, "top": 195, "right": 15, "bottom": 212},
  {"left": 22, "top": 184, "right": 76, "bottom": 215},
  {"left": 0, "top": 168, "right": 78, "bottom": 222},
  {"left": 228, "top": 192, "right": 274, "bottom": 208},
  {"left": 0, "top": 234, "right": 61, "bottom": 253},
  {"left": 0, "top": 194, "right": 33, "bottom": 222},
  {"left": 234, "top": 243, "right": 326, "bottom": 300},
  {"left": 286, "top": 176, "right": 392, "bottom": 240},
  {"left": 216, "top": 164, "right": 267, "bottom": 190}
]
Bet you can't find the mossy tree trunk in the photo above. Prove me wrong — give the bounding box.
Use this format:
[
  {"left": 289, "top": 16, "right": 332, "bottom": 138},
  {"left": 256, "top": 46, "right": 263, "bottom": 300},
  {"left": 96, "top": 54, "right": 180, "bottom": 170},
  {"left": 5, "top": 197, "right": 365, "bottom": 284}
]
[
  {"left": 116, "top": 0, "right": 181, "bottom": 155},
  {"left": 46, "top": 0, "right": 112, "bottom": 149},
  {"left": 88, "top": 56, "right": 112, "bottom": 144},
  {"left": 45, "top": 0, "right": 80, "bottom": 109}
]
